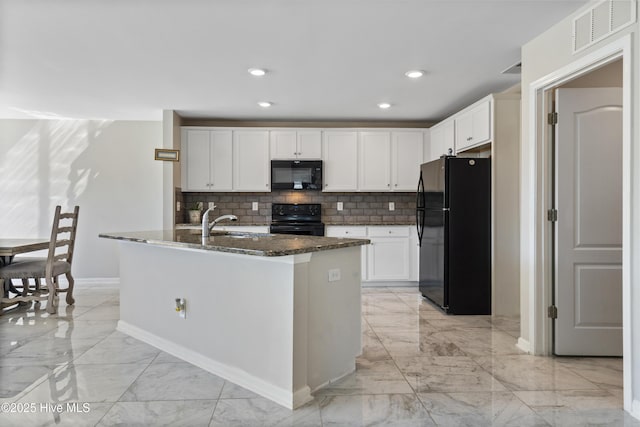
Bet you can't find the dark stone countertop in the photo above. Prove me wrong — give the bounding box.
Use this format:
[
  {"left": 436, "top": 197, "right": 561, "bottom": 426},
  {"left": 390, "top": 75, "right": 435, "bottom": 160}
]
[
  {"left": 99, "top": 229, "right": 369, "bottom": 257},
  {"left": 175, "top": 222, "right": 414, "bottom": 228}
]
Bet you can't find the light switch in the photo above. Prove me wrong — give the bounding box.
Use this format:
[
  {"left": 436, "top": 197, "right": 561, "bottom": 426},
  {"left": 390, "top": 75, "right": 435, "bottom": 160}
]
[
  {"left": 252, "top": 202, "right": 259, "bottom": 211},
  {"left": 337, "top": 202, "right": 343, "bottom": 211},
  {"left": 176, "top": 201, "right": 181, "bottom": 211},
  {"left": 389, "top": 202, "right": 395, "bottom": 211}
]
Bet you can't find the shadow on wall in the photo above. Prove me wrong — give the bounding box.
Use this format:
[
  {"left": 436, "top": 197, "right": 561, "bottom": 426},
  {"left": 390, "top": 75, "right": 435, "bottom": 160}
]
[{"left": 0, "top": 119, "right": 112, "bottom": 239}]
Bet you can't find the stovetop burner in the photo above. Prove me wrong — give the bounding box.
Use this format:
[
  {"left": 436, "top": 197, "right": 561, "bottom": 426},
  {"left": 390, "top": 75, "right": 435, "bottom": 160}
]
[
  {"left": 271, "top": 203, "right": 322, "bottom": 224},
  {"left": 270, "top": 203, "right": 324, "bottom": 236}
]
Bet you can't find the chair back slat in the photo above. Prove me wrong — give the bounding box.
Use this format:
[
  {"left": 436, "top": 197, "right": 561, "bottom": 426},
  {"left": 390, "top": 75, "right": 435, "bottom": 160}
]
[
  {"left": 55, "top": 240, "right": 71, "bottom": 248},
  {"left": 53, "top": 253, "right": 68, "bottom": 262},
  {"left": 57, "top": 227, "right": 74, "bottom": 234}
]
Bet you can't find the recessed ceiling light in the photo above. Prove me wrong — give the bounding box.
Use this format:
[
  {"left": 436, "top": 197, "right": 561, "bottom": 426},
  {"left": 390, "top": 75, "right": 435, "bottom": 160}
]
[
  {"left": 377, "top": 102, "right": 391, "bottom": 109},
  {"left": 258, "top": 101, "right": 272, "bottom": 108},
  {"left": 405, "top": 70, "right": 424, "bottom": 79},
  {"left": 248, "top": 68, "right": 266, "bottom": 77}
]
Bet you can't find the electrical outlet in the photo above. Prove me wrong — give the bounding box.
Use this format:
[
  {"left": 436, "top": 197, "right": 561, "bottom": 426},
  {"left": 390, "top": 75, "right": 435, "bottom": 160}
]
[
  {"left": 252, "top": 202, "right": 259, "bottom": 211},
  {"left": 389, "top": 202, "right": 395, "bottom": 211},
  {"left": 208, "top": 202, "right": 216, "bottom": 209},
  {"left": 175, "top": 298, "right": 186, "bottom": 319},
  {"left": 176, "top": 201, "right": 181, "bottom": 211},
  {"left": 328, "top": 268, "right": 341, "bottom": 282},
  {"left": 337, "top": 202, "right": 343, "bottom": 211}
]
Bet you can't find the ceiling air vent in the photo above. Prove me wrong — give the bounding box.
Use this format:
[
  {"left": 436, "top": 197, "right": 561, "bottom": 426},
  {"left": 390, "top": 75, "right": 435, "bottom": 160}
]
[{"left": 572, "top": 0, "right": 637, "bottom": 54}]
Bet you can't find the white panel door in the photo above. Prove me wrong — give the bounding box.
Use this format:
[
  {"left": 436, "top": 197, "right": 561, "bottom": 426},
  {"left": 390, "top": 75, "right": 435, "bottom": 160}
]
[
  {"left": 359, "top": 131, "right": 391, "bottom": 191},
  {"left": 184, "top": 130, "right": 211, "bottom": 191},
  {"left": 554, "top": 87, "right": 623, "bottom": 356},
  {"left": 392, "top": 131, "right": 423, "bottom": 191},
  {"left": 233, "top": 130, "right": 270, "bottom": 191}
]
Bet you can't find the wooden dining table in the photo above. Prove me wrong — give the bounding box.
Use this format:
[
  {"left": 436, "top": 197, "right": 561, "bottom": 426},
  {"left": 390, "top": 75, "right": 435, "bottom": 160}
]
[{"left": 0, "top": 238, "right": 50, "bottom": 301}]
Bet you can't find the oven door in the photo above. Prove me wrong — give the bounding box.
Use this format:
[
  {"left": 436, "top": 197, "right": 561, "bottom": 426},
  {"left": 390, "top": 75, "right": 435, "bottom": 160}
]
[{"left": 270, "top": 224, "right": 325, "bottom": 236}]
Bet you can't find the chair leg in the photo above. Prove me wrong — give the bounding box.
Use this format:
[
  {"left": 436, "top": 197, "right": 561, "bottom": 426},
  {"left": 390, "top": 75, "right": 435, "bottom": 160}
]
[
  {"left": 65, "top": 273, "right": 75, "bottom": 305},
  {"left": 45, "top": 276, "right": 57, "bottom": 314},
  {"left": 19, "top": 278, "right": 30, "bottom": 306}
]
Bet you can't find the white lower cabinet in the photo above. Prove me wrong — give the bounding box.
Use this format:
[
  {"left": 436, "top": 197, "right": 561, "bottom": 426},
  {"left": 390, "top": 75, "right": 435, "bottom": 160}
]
[
  {"left": 326, "top": 225, "right": 417, "bottom": 283},
  {"left": 367, "top": 226, "right": 411, "bottom": 281}
]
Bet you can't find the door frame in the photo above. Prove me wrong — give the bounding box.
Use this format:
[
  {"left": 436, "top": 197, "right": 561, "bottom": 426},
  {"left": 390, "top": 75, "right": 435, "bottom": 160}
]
[{"left": 525, "top": 33, "right": 632, "bottom": 403}]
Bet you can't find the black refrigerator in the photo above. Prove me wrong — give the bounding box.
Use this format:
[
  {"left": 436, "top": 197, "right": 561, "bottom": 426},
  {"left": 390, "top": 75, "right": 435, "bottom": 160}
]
[{"left": 416, "top": 156, "right": 491, "bottom": 314}]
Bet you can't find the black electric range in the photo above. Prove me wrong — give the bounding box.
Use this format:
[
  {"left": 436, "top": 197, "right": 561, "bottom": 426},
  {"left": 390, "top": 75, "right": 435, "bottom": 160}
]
[{"left": 269, "top": 203, "right": 325, "bottom": 236}]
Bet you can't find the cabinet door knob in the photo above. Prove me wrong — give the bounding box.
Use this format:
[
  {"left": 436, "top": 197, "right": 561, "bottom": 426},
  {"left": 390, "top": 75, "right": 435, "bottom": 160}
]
[
  {"left": 394, "top": 184, "right": 398, "bottom": 187},
  {"left": 387, "top": 183, "right": 390, "bottom": 187},
  {"left": 467, "top": 136, "right": 472, "bottom": 141}
]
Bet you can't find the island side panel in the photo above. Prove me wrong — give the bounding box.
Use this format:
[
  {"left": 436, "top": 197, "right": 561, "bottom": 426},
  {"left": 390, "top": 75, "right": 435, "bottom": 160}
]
[
  {"left": 117, "top": 241, "right": 296, "bottom": 406},
  {"left": 305, "top": 246, "right": 363, "bottom": 391}
]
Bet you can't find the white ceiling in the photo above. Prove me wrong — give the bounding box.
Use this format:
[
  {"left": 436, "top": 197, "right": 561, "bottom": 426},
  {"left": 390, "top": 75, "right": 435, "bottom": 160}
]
[{"left": 0, "top": 0, "right": 588, "bottom": 122}]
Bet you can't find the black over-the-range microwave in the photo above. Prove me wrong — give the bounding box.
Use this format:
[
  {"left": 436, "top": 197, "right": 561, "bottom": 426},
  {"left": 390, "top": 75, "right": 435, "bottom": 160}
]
[{"left": 271, "top": 160, "right": 322, "bottom": 190}]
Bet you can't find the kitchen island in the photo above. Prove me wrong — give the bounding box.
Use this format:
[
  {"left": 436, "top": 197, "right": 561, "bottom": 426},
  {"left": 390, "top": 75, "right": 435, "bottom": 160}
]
[{"left": 99, "top": 229, "right": 369, "bottom": 409}]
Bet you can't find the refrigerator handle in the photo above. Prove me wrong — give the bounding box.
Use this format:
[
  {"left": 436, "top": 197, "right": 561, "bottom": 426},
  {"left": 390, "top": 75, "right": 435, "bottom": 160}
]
[{"left": 416, "top": 172, "right": 425, "bottom": 246}]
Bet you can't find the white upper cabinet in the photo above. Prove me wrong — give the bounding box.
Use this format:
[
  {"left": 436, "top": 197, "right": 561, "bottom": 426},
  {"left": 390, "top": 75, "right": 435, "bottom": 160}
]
[
  {"left": 296, "top": 130, "right": 322, "bottom": 159},
  {"left": 181, "top": 129, "right": 233, "bottom": 192},
  {"left": 392, "top": 131, "right": 423, "bottom": 191},
  {"left": 323, "top": 131, "right": 358, "bottom": 191},
  {"left": 182, "top": 126, "right": 427, "bottom": 193},
  {"left": 210, "top": 131, "right": 234, "bottom": 191},
  {"left": 428, "top": 121, "right": 455, "bottom": 162},
  {"left": 233, "top": 130, "right": 270, "bottom": 192},
  {"left": 270, "top": 130, "right": 322, "bottom": 159},
  {"left": 182, "top": 129, "right": 211, "bottom": 192},
  {"left": 358, "top": 130, "right": 424, "bottom": 192},
  {"left": 359, "top": 131, "right": 391, "bottom": 191},
  {"left": 455, "top": 98, "right": 491, "bottom": 151}
]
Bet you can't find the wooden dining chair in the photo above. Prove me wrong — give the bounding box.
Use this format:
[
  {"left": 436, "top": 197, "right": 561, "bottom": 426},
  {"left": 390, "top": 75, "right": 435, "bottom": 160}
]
[{"left": 0, "top": 206, "right": 79, "bottom": 314}]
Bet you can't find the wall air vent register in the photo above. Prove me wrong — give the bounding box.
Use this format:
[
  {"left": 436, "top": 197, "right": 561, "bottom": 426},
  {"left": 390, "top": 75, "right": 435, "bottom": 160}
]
[{"left": 572, "top": 0, "right": 636, "bottom": 53}]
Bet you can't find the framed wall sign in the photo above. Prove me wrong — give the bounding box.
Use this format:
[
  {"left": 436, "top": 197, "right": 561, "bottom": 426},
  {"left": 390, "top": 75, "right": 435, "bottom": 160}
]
[{"left": 155, "top": 149, "right": 180, "bottom": 162}]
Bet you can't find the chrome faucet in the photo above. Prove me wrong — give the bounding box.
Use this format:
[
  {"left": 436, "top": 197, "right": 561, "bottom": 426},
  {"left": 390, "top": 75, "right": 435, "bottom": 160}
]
[{"left": 202, "top": 205, "right": 238, "bottom": 237}]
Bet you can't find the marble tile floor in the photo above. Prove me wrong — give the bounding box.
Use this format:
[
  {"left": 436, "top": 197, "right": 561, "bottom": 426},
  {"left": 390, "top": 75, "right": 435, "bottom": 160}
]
[{"left": 0, "top": 286, "right": 636, "bottom": 426}]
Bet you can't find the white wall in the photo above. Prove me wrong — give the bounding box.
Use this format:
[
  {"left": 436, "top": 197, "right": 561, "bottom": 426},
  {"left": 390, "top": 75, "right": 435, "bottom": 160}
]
[
  {"left": 519, "top": 0, "right": 639, "bottom": 418},
  {"left": 0, "top": 119, "right": 163, "bottom": 278}
]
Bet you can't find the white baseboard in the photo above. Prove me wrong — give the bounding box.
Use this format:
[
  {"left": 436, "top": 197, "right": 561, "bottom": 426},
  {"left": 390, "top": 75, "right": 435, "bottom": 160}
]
[
  {"left": 41, "top": 276, "right": 120, "bottom": 288},
  {"left": 117, "top": 320, "right": 299, "bottom": 409},
  {"left": 310, "top": 365, "right": 355, "bottom": 394},
  {"left": 516, "top": 337, "right": 531, "bottom": 353},
  {"left": 631, "top": 399, "right": 640, "bottom": 421},
  {"left": 292, "top": 386, "right": 313, "bottom": 409},
  {"left": 75, "top": 278, "right": 120, "bottom": 288},
  {"left": 362, "top": 281, "right": 418, "bottom": 288}
]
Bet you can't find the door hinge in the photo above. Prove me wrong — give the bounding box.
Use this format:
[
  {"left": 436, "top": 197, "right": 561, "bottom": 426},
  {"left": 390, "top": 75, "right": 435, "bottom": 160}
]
[
  {"left": 548, "top": 112, "right": 558, "bottom": 125},
  {"left": 547, "top": 209, "right": 558, "bottom": 222},
  {"left": 548, "top": 305, "right": 558, "bottom": 319}
]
